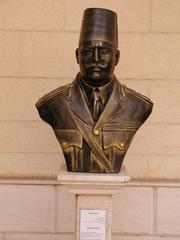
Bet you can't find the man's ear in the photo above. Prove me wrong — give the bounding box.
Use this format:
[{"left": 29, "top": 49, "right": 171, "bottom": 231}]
[
  {"left": 76, "top": 48, "right": 79, "bottom": 64},
  {"left": 115, "top": 49, "right": 120, "bottom": 65}
]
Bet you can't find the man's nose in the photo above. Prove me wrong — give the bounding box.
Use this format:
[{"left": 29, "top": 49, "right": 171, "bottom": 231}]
[{"left": 94, "top": 48, "right": 99, "bottom": 62}]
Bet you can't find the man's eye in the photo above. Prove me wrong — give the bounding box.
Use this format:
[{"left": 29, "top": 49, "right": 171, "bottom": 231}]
[
  {"left": 83, "top": 49, "right": 93, "bottom": 54},
  {"left": 101, "top": 49, "right": 110, "bottom": 54}
]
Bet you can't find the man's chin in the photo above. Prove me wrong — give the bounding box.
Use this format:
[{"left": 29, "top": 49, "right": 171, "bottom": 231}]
[{"left": 91, "top": 72, "right": 102, "bottom": 80}]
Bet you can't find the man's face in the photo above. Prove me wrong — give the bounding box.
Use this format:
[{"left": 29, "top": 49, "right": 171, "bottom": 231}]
[{"left": 76, "top": 40, "right": 120, "bottom": 86}]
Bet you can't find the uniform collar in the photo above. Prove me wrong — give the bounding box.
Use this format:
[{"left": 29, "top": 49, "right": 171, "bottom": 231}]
[{"left": 78, "top": 74, "right": 114, "bottom": 106}]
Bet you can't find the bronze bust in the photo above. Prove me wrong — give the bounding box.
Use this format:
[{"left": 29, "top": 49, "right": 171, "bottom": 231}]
[{"left": 36, "top": 8, "right": 153, "bottom": 173}]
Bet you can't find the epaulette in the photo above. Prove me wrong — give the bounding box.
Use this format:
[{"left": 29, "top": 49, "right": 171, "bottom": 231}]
[
  {"left": 36, "top": 84, "right": 70, "bottom": 107},
  {"left": 119, "top": 84, "right": 126, "bottom": 99},
  {"left": 125, "top": 86, "right": 153, "bottom": 105}
]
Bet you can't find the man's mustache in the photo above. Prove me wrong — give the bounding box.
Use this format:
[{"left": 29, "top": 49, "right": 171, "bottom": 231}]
[{"left": 85, "top": 63, "right": 108, "bottom": 69}]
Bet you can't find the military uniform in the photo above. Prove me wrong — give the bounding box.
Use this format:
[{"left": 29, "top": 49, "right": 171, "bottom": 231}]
[{"left": 36, "top": 74, "right": 153, "bottom": 173}]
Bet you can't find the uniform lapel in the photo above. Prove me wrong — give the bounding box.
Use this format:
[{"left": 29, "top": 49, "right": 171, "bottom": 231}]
[
  {"left": 66, "top": 76, "right": 94, "bottom": 126},
  {"left": 94, "top": 77, "right": 126, "bottom": 130}
]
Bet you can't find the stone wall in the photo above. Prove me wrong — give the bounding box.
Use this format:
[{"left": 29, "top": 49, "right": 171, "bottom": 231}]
[
  {"left": 0, "top": 0, "right": 180, "bottom": 239},
  {"left": 0, "top": 0, "right": 180, "bottom": 180}
]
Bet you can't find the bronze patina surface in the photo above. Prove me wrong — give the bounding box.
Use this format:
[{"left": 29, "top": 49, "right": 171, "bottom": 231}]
[{"left": 36, "top": 8, "right": 153, "bottom": 173}]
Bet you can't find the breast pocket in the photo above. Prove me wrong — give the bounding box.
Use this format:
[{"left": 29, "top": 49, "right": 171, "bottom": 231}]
[
  {"left": 55, "top": 129, "right": 83, "bottom": 149},
  {"left": 102, "top": 125, "right": 138, "bottom": 151},
  {"left": 54, "top": 129, "right": 83, "bottom": 171},
  {"left": 102, "top": 127, "right": 137, "bottom": 172}
]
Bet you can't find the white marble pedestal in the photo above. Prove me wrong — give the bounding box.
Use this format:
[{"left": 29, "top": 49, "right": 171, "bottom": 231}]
[{"left": 57, "top": 167, "right": 130, "bottom": 240}]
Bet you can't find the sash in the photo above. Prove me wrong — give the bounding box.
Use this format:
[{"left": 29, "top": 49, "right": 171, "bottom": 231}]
[{"left": 69, "top": 108, "right": 113, "bottom": 173}]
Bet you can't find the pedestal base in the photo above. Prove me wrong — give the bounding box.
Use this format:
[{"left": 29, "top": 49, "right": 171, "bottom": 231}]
[
  {"left": 57, "top": 165, "right": 130, "bottom": 184},
  {"left": 57, "top": 167, "right": 130, "bottom": 240}
]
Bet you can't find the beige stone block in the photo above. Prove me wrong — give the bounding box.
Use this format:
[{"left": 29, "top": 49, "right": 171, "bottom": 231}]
[
  {"left": 128, "top": 123, "right": 180, "bottom": 155},
  {"left": 56, "top": 188, "right": 75, "bottom": 232},
  {"left": 157, "top": 188, "right": 180, "bottom": 235},
  {"left": 2, "top": 32, "right": 180, "bottom": 80},
  {"left": 152, "top": 0, "right": 180, "bottom": 32},
  {"left": 6, "top": 32, "right": 180, "bottom": 79},
  {"left": 0, "top": 78, "right": 71, "bottom": 121},
  {"left": 0, "top": 153, "right": 64, "bottom": 178},
  {"left": 0, "top": 32, "right": 21, "bottom": 76},
  {"left": 0, "top": 0, "right": 65, "bottom": 31},
  {"left": 151, "top": 238, "right": 180, "bottom": 240},
  {"left": 65, "top": 0, "right": 151, "bottom": 32},
  {"left": 1, "top": 122, "right": 179, "bottom": 156},
  {"left": 150, "top": 80, "right": 180, "bottom": 123},
  {"left": 6, "top": 234, "right": 74, "bottom": 240},
  {"left": 0, "top": 121, "right": 60, "bottom": 153},
  {"left": 0, "top": 32, "right": 75, "bottom": 78},
  {"left": 113, "top": 237, "right": 180, "bottom": 240},
  {"left": 116, "top": 33, "right": 180, "bottom": 79},
  {"left": 150, "top": 238, "right": 180, "bottom": 240},
  {"left": 123, "top": 154, "right": 149, "bottom": 180},
  {"left": 21, "top": 32, "right": 79, "bottom": 78},
  {"left": 113, "top": 237, "right": 145, "bottom": 240},
  {"left": 112, "top": 187, "right": 153, "bottom": 233},
  {"left": 0, "top": 185, "right": 53, "bottom": 231},
  {"left": 149, "top": 155, "right": 180, "bottom": 181},
  {"left": 0, "top": 236, "right": 5, "bottom": 240}
]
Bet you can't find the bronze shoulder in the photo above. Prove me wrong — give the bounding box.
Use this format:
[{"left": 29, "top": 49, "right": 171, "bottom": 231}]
[
  {"left": 125, "top": 86, "right": 153, "bottom": 105},
  {"left": 36, "top": 84, "right": 71, "bottom": 108}
]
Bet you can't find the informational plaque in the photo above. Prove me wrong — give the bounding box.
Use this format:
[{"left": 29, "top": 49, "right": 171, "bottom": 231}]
[{"left": 80, "top": 209, "right": 106, "bottom": 240}]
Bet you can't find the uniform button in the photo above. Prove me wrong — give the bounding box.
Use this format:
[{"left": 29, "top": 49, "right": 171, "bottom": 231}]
[
  {"left": 119, "top": 142, "right": 125, "bottom": 148},
  {"left": 94, "top": 129, "right": 100, "bottom": 136},
  {"left": 62, "top": 142, "right": 66, "bottom": 146}
]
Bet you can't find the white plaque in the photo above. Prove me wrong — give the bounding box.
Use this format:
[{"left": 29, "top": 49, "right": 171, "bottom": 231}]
[{"left": 80, "top": 209, "right": 106, "bottom": 240}]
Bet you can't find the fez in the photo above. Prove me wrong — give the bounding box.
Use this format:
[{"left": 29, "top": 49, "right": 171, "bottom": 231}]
[{"left": 79, "top": 8, "right": 118, "bottom": 47}]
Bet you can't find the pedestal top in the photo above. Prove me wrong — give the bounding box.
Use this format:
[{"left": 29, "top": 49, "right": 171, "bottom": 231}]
[{"left": 57, "top": 166, "right": 130, "bottom": 187}]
